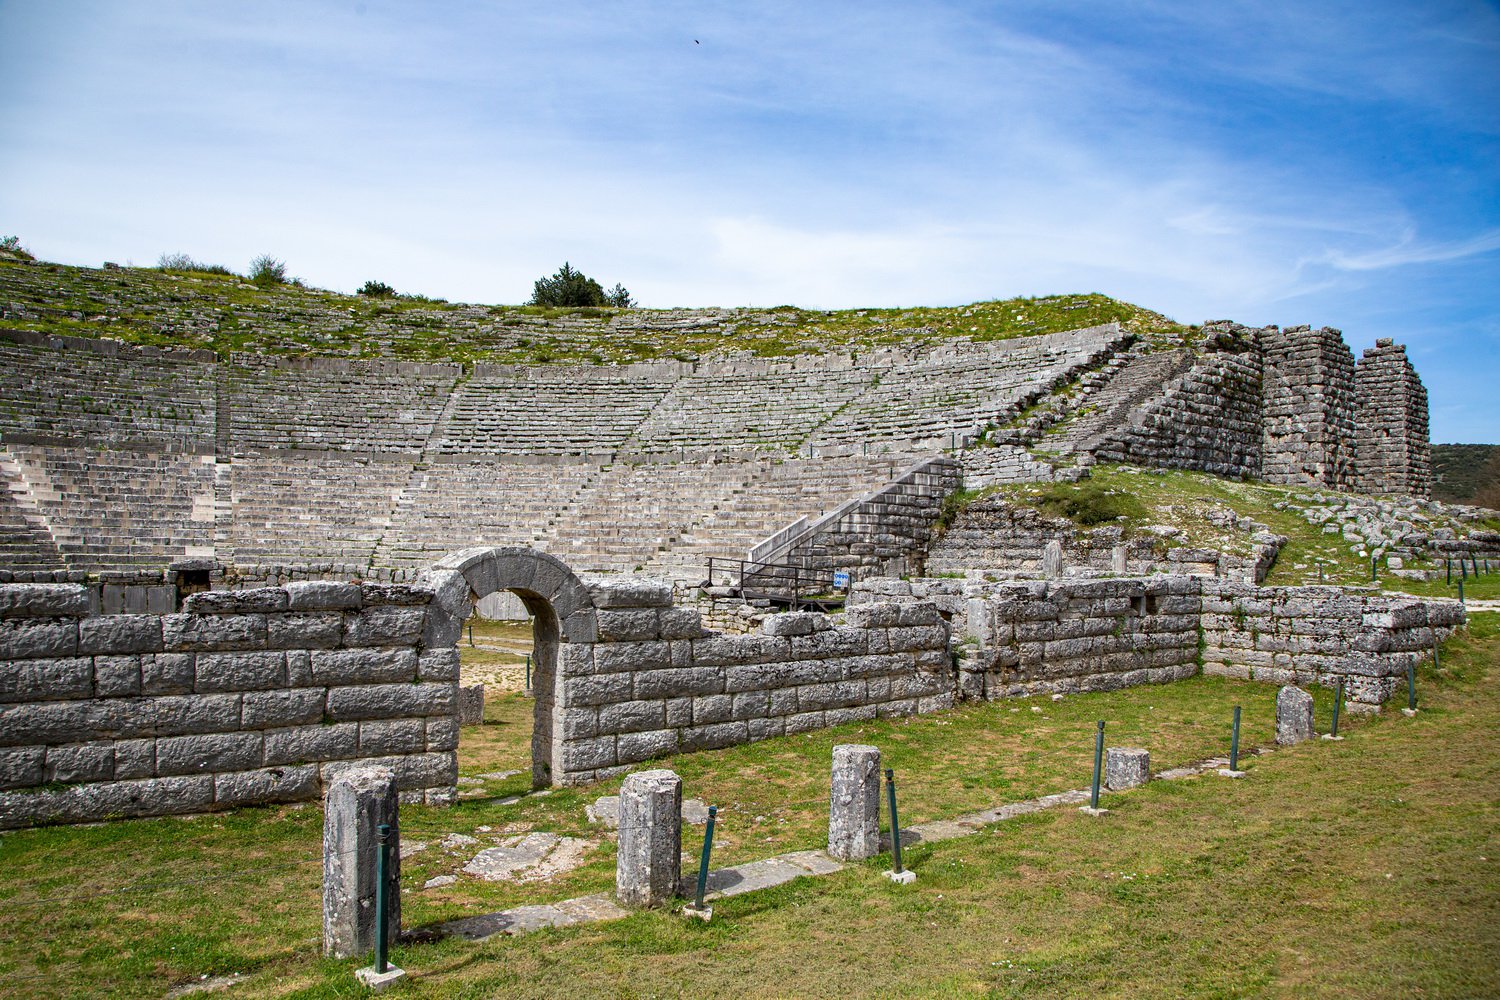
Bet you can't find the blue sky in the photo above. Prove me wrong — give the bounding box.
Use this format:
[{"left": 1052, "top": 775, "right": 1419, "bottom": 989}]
[{"left": 2, "top": 1, "right": 1497, "bottom": 440}]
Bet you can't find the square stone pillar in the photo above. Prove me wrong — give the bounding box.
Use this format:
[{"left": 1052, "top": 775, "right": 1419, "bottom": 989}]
[
  {"left": 323, "top": 766, "right": 400, "bottom": 959},
  {"left": 1104, "top": 747, "right": 1149, "bottom": 790},
  {"left": 1276, "top": 685, "right": 1315, "bottom": 745},
  {"left": 828, "top": 744, "right": 881, "bottom": 861},
  {"left": 458, "top": 684, "right": 485, "bottom": 726},
  {"left": 616, "top": 769, "right": 682, "bottom": 908}
]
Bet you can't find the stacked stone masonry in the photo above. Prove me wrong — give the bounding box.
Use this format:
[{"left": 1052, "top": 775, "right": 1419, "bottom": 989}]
[{"left": 1355, "top": 339, "right": 1432, "bottom": 498}]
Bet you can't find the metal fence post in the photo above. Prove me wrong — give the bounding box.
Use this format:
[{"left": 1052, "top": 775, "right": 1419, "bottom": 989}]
[
  {"left": 1230, "top": 705, "right": 1241, "bottom": 771},
  {"left": 374, "top": 823, "right": 391, "bottom": 974},
  {"left": 694, "top": 806, "right": 717, "bottom": 910}
]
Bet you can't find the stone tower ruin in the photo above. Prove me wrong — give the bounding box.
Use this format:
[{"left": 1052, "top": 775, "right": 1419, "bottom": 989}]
[{"left": 1354, "top": 338, "right": 1432, "bottom": 498}]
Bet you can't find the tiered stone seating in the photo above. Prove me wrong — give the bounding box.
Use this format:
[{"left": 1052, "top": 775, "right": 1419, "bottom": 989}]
[
  {"left": 646, "top": 455, "right": 920, "bottom": 579},
  {"left": 226, "top": 355, "right": 460, "bottom": 454},
  {"left": 433, "top": 364, "right": 679, "bottom": 456},
  {"left": 625, "top": 363, "right": 872, "bottom": 453},
  {"left": 0, "top": 333, "right": 215, "bottom": 449},
  {"left": 7, "top": 444, "right": 215, "bottom": 569},
  {"left": 374, "top": 459, "right": 600, "bottom": 566},
  {"left": 222, "top": 455, "right": 413, "bottom": 564},
  {"left": 0, "top": 449, "right": 65, "bottom": 572},
  {"left": 1046, "top": 350, "right": 1195, "bottom": 454},
  {"left": 544, "top": 461, "right": 765, "bottom": 572},
  {"left": 809, "top": 327, "right": 1121, "bottom": 449}
]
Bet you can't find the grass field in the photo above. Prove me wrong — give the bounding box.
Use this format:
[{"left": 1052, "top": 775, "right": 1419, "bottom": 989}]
[{"left": 0, "top": 617, "right": 1496, "bottom": 998}]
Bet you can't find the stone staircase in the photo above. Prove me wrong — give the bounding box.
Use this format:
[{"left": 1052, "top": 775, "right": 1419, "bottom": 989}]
[{"left": 0, "top": 447, "right": 65, "bottom": 572}]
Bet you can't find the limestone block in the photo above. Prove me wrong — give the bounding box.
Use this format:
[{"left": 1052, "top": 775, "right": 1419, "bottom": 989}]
[
  {"left": 267, "top": 613, "right": 343, "bottom": 650},
  {"left": 358, "top": 719, "right": 428, "bottom": 756},
  {"left": 588, "top": 577, "right": 673, "bottom": 609},
  {"left": 325, "top": 682, "right": 454, "bottom": 721},
  {"left": 242, "top": 688, "right": 325, "bottom": 729},
  {"left": 343, "top": 606, "right": 426, "bottom": 648},
  {"left": 214, "top": 764, "right": 319, "bottom": 806},
  {"left": 417, "top": 649, "right": 460, "bottom": 682},
  {"left": 1104, "top": 747, "right": 1150, "bottom": 790},
  {"left": 141, "top": 653, "right": 195, "bottom": 695},
  {"left": 0, "top": 657, "right": 92, "bottom": 703},
  {"left": 194, "top": 651, "right": 287, "bottom": 692},
  {"left": 264, "top": 722, "right": 360, "bottom": 765},
  {"left": 0, "top": 745, "right": 44, "bottom": 790},
  {"left": 0, "top": 584, "right": 89, "bottom": 619},
  {"left": 1276, "top": 685, "right": 1315, "bottom": 745},
  {"left": 310, "top": 648, "right": 418, "bottom": 686},
  {"left": 615, "top": 768, "right": 681, "bottom": 908},
  {"left": 185, "top": 589, "right": 289, "bottom": 614},
  {"left": 154, "top": 731, "right": 264, "bottom": 776},
  {"left": 458, "top": 684, "right": 485, "bottom": 726},
  {"left": 828, "top": 744, "right": 880, "bottom": 861},
  {"left": 0, "top": 620, "right": 78, "bottom": 659},
  {"left": 78, "top": 615, "right": 162, "bottom": 655},
  {"left": 285, "top": 581, "right": 363, "bottom": 611},
  {"left": 322, "top": 765, "right": 401, "bottom": 959},
  {"left": 632, "top": 666, "right": 724, "bottom": 700},
  {"left": 596, "top": 609, "right": 661, "bottom": 641},
  {"left": 163, "top": 613, "right": 267, "bottom": 652},
  {"left": 44, "top": 741, "right": 115, "bottom": 783}
]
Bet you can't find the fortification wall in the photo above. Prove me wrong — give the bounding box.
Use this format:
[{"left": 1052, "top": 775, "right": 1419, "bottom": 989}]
[
  {"left": 1355, "top": 339, "right": 1432, "bottom": 498},
  {"left": 0, "top": 580, "right": 458, "bottom": 829},
  {"left": 1087, "top": 331, "right": 1264, "bottom": 478},
  {"left": 1261, "top": 325, "right": 1358, "bottom": 489}
]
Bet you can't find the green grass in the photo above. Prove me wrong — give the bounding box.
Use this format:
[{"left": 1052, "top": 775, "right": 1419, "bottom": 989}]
[
  {"left": 0, "top": 259, "right": 1189, "bottom": 364},
  {"left": 2, "top": 617, "right": 1497, "bottom": 997}
]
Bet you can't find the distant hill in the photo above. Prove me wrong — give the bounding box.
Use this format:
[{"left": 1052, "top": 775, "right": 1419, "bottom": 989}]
[{"left": 1431, "top": 444, "right": 1500, "bottom": 508}]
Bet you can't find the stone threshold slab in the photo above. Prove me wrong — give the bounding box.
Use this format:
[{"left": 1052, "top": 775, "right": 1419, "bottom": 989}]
[{"left": 433, "top": 745, "right": 1280, "bottom": 943}]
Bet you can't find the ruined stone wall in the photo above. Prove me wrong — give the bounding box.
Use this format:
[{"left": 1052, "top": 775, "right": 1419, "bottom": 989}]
[
  {"left": 1088, "top": 332, "right": 1264, "bottom": 478},
  {"left": 1200, "top": 581, "right": 1464, "bottom": 710},
  {"left": 0, "top": 580, "right": 458, "bottom": 829},
  {"left": 1261, "top": 325, "right": 1358, "bottom": 489},
  {"left": 1355, "top": 339, "right": 1432, "bottom": 498},
  {"left": 852, "top": 574, "right": 1464, "bottom": 712},
  {"left": 762, "top": 456, "right": 962, "bottom": 580}
]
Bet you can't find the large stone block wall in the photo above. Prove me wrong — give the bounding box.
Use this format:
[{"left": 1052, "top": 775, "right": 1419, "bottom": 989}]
[
  {"left": 1261, "top": 325, "right": 1358, "bottom": 489},
  {"left": 0, "top": 580, "right": 458, "bottom": 830},
  {"left": 1088, "top": 331, "right": 1264, "bottom": 478},
  {"left": 758, "top": 456, "right": 962, "bottom": 580},
  {"left": 852, "top": 574, "right": 1464, "bottom": 712},
  {"left": 1199, "top": 580, "right": 1465, "bottom": 709},
  {"left": 1355, "top": 339, "right": 1432, "bottom": 498}
]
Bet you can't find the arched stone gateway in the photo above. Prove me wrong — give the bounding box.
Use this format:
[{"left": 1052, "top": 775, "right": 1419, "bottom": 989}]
[{"left": 419, "top": 546, "right": 598, "bottom": 788}]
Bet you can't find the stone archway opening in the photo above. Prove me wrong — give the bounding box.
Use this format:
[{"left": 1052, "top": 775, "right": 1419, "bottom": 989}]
[{"left": 421, "top": 546, "right": 596, "bottom": 789}]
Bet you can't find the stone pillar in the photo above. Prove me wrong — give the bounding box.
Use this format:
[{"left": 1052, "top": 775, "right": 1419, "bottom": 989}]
[
  {"left": 616, "top": 768, "right": 682, "bottom": 908},
  {"left": 458, "top": 684, "right": 485, "bottom": 726},
  {"left": 1111, "top": 544, "right": 1129, "bottom": 574},
  {"left": 1043, "top": 540, "right": 1064, "bottom": 579},
  {"left": 1104, "top": 747, "right": 1150, "bottom": 790},
  {"left": 323, "top": 765, "right": 400, "bottom": 959},
  {"left": 828, "top": 744, "right": 881, "bottom": 861},
  {"left": 1276, "top": 685, "right": 1315, "bottom": 745}
]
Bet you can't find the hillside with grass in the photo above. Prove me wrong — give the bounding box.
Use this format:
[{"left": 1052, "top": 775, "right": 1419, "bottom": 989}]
[
  {"left": 0, "top": 256, "right": 1188, "bottom": 365},
  {"left": 1432, "top": 444, "right": 1500, "bottom": 507}
]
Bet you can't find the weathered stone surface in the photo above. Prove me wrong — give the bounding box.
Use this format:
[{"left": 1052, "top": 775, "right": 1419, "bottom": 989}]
[
  {"left": 79, "top": 615, "right": 161, "bottom": 655},
  {"left": 1276, "top": 685, "right": 1315, "bottom": 745},
  {"left": 194, "top": 651, "right": 287, "bottom": 692},
  {"left": 462, "top": 833, "right": 595, "bottom": 883},
  {"left": 1104, "top": 747, "right": 1150, "bottom": 790},
  {"left": 285, "top": 581, "right": 363, "bottom": 611},
  {"left": 185, "top": 589, "right": 289, "bottom": 614},
  {"left": 457, "top": 685, "right": 485, "bottom": 726},
  {"left": 0, "top": 584, "right": 89, "bottom": 619},
  {"left": 615, "top": 768, "right": 681, "bottom": 908},
  {"left": 322, "top": 765, "right": 400, "bottom": 960},
  {"left": 828, "top": 744, "right": 881, "bottom": 861},
  {"left": 309, "top": 648, "right": 417, "bottom": 686},
  {"left": 0, "top": 657, "right": 92, "bottom": 703},
  {"left": 343, "top": 606, "right": 426, "bottom": 648}
]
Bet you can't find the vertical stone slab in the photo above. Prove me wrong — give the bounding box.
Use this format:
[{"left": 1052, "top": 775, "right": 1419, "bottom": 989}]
[
  {"left": 1276, "top": 685, "right": 1315, "bottom": 745},
  {"left": 828, "top": 744, "right": 881, "bottom": 861},
  {"left": 615, "top": 768, "right": 682, "bottom": 908},
  {"left": 1111, "top": 544, "right": 1129, "bottom": 574},
  {"left": 323, "top": 766, "right": 400, "bottom": 959},
  {"left": 1104, "top": 747, "right": 1150, "bottom": 790},
  {"left": 1043, "top": 540, "right": 1064, "bottom": 579},
  {"left": 458, "top": 684, "right": 485, "bottom": 726}
]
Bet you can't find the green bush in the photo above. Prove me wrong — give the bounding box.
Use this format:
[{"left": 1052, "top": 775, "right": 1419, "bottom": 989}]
[
  {"left": 0, "top": 235, "right": 34, "bottom": 260},
  {"left": 248, "top": 254, "right": 287, "bottom": 288},
  {"left": 156, "top": 252, "right": 233, "bottom": 275},
  {"left": 529, "top": 262, "right": 633, "bottom": 308},
  {"left": 358, "top": 279, "right": 395, "bottom": 297}
]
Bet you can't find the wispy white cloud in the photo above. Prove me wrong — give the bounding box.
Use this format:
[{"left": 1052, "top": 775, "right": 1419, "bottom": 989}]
[{"left": 1326, "top": 229, "right": 1500, "bottom": 271}]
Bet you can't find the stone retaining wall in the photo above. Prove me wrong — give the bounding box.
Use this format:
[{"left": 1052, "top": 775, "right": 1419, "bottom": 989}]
[{"left": 0, "top": 580, "right": 458, "bottom": 829}]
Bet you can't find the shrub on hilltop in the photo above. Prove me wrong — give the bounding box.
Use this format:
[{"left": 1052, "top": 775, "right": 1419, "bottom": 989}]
[
  {"left": 248, "top": 254, "right": 288, "bottom": 288},
  {"left": 0, "top": 235, "right": 35, "bottom": 261},
  {"left": 529, "top": 262, "right": 633, "bottom": 308},
  {"left": 156, "top": 252, "right": 234, "bottom": 276},
  {"left": 358, "top": 279, "right": 396, "bottom": 297}
]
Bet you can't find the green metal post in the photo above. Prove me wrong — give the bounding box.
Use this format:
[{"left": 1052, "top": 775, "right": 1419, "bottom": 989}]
[
  {"left": 1459, "top": 579, "right": 1465, "bottom": 604},
  {"left": 1434, "top": 640, "right": 1441, "bottom": 672},
  {"left": 375, "top": 822, "right": 391, "bottom": 974},
  {"left": 1446, "top": 559, "right": 1451, "bottom": 584},
  {"left": 1318, "top": 563, "right": 1324, "bottom": 583},
  {"left": 1461, "top": 559, "right": 1468, "bottom": 580},
  {"left": 1407, "top": 659, "right": 1417, "bottom": 711},
  {"left": 468, "top": 623, "right": 473, "bottom": 647},
  {"left": 885, "top": 768, "right": 905, "bottom": 875},
  {"left": 1331, "top": 678, "right": 1344, "bottom": 738},
  {"left": 1474, "top": 556, "right": 1482, "bottom": 578},
  {"left": 1371, "top": 556, "right": 1378, "bottom": 583},
  {"left": 1230, "top": 706, "right": 1242, "bottom": 772},
  {"left": 694, "top": 805, "right": 718, "bottom": 909},
  {"left": 1090, "top": 720, "right": 1105, "bottom": 810},
  {"left": 525, "top": 653, "right": 532, "bottom": 690}
]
